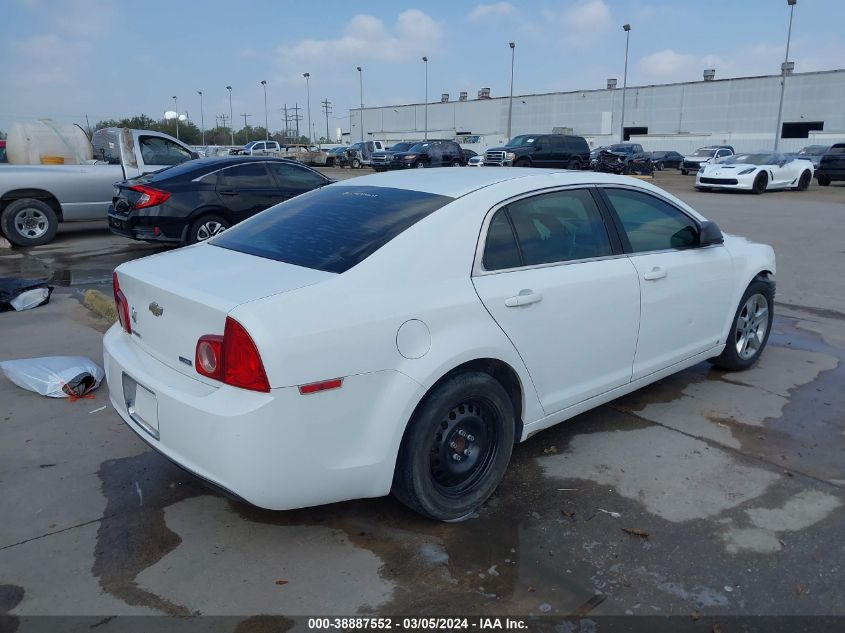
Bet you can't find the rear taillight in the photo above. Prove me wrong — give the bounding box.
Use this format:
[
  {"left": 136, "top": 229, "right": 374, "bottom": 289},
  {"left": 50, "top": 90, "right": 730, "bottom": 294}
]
[
  {"left": 112, "top": 271, "right": 131, "bottom": 334},
  {"left": 128, "top": 184, "right": 171, "bottom": 210},
  {"left": 195, "top": 317, "right": 270, "bottom": 392}
]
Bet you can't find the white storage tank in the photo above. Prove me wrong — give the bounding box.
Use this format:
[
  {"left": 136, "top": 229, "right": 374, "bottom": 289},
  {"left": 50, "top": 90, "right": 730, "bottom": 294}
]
[{"left": 6, "top": 120, "right": 93, "bottom": 165}]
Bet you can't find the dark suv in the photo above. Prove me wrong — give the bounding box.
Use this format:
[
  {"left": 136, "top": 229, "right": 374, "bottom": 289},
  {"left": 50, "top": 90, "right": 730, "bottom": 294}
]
[
  {"left": 389, "top": 140, "right": 465, "bottom": 168},
  {"left": 816, "top": 143, "right": 845, "bottom": 186},
  {"left": 371, "top": 141, "right": 418, "bottom": 172},
  {"left": 484, "top": 134, "right": 590, "bottom": 169}
]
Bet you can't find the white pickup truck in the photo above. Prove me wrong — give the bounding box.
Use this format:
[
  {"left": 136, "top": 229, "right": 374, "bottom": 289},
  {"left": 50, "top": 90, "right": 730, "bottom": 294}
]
[{"left": 0, "top": 127, "right": 196, "bottom": 246}]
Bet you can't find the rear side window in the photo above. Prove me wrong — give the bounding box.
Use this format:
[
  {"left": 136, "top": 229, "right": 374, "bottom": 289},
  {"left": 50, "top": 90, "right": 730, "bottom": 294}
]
[
  {"left": 488, "top": 189, "right": 612, "bottom": 268},
  {"left": 604, "top": 188, "right": 698, "bottom": 252},
  {"left": 220, "top": 163, "right": 274, "bottom": 188},
  {"left": 483, "top": 211, "right": 521, "bottom": 271},
  {"left": 829, "top": 145, "right": 845, "bottom": 154},
  {"left": 267, "top": 162, "right": 327, "bottom": 189},
  {"left": 211, "top": 186, "right": 454, "bottom": 273}
]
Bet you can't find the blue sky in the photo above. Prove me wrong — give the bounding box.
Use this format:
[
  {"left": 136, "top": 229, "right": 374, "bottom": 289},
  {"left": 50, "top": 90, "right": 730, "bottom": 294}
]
[{"left": 2, "top": 0, "right": 844, "bottom": 136}]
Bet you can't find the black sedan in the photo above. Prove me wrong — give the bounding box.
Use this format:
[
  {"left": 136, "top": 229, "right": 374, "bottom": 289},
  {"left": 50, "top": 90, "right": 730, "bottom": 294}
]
[
  {"left": 108, "top": 156, "right": 331, "bottom": 245},
  {"left": 650, "top": 150, "right": 684, "bottom": 170}
]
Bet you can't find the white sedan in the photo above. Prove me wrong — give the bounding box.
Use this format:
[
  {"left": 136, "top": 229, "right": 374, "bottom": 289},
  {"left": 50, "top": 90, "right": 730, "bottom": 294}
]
[
  {"left": 104, "top": 169, "right": 776, "bottom": 521},
  {"left": 696, "top": 152, "right": 814, "bottom": 193}
]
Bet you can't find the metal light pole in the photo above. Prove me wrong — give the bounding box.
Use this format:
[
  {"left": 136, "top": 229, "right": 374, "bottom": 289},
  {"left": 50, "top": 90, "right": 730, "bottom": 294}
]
[
  {"left": 172, "top": 96, "right": 179, "bottom": 139},
  {"left": 356, "top": 66, "right": 363, "bottom": 142},
  {"left": 260, "top": 80, "right": 269, "bottom": 140},
  {"left": 774, "top": 0, "right": 797, "bottom": 151},
  {"left": 620, "top": 24, "right": 631, "bottom": 142},
  {"left": 303, "top": 73, "right": 312, "bottom": 144},
  {"left": 506, "top": 42, "right": 515, "bottom": 140},
  {"left": 422, "top": 56, "right": 428, "bottom": 140},
  {"left": 226, "top": 86, "right": 234, "bottom": 145},
  {"left": 197, "top": 91, "right": 205, "bottom": 145}
]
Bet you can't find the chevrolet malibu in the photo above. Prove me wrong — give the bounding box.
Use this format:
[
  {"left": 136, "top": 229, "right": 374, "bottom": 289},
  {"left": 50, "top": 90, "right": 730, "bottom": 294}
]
[{"left": 104, "top": 169, "right": 776, "bottom": 521}]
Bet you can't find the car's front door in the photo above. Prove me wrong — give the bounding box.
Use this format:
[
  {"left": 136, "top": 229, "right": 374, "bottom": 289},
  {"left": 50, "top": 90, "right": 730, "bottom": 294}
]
[
  {"left": 531, "top": 136, "right": 555, "bottom": 167},
  {"left": 600, "top": 186, "right": 735, "bottom": 380},
  {"left": 472, "top": 187, "right": 640, "bottom": 415},
  {"left": 216, "top": 162, "right": 281, "bottom": 221}
]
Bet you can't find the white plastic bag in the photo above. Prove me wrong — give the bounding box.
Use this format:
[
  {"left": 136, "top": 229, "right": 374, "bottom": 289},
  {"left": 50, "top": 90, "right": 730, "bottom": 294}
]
[
  {"left": 10, "top": 287, "right": 51, "bottom": 311},
  {"left": 0, "top": 356, "right": 105, "bottom": 398}
]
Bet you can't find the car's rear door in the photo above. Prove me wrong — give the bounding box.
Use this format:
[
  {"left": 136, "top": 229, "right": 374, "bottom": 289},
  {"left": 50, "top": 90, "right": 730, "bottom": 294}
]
[
  {"left": 216, "top": 162, "right": 281, "bottom": 221},
  {"left": 599, "top": 186, "right": 735, "bottom": 380},
  {"left": 472, "top": 187, "right": 640, "bottom": 415}
]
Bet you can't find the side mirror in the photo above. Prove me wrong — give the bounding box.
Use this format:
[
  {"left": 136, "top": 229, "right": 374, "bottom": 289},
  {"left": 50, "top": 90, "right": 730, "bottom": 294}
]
[
  {"left": 190, "top": 151, "right": 199, "bottom": 160},
  {"left": 699, "top": 220, "right": 724, "bottom": 246}
]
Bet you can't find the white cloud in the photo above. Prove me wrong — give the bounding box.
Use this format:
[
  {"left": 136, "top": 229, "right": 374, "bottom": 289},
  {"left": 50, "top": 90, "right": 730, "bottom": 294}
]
[
  {"left": 639, "top": 49, "right": 698, "bottom": 78},
  {"left": 545, "top": 0, "right": 612, "bottom": 32},
  {"left": 468, "top": 2, "right": 515, "bottom": 22},
  {"left": 279, "top": 10, "right": 444, "bottom": 65}
]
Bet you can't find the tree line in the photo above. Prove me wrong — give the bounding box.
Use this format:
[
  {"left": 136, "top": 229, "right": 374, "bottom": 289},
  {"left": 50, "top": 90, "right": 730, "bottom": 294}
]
[{"left": 92, "top": 115, "right": 330, "bottom": 146}]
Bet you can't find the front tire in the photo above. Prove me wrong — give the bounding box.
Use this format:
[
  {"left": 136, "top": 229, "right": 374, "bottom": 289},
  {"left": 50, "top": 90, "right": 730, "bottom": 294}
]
[
  {"left": 753, "top": 172, "right": 768, "bottom": 194},
  {"left": 655, "top": 161, "right": 664, "bottom": 171},
  {"left": 795, "top": 170, "right": 812, "bottom": 191},
  {"left": 392, "top": 372, "right": 515, "bottom": 521},
  {"left": 708, "top": 279, "right": 774, "bottom": 371},
  {"left": 414, "top": 161, "right": 426, "bottom": 169},
  {"left": 681, "top": 169, "right": 689, "bottom": 175},
  {"left": 1, "top": 198, "right": 59, "bottom": 247},
  {"left": 350, "top": 158, "right": 361, "bottom": 169},
  {"left": 186, "top": 214, "right": 230, "bottom": 245},
  {"left": 514, "top": 158, "right": 531, "bottom": 168}
]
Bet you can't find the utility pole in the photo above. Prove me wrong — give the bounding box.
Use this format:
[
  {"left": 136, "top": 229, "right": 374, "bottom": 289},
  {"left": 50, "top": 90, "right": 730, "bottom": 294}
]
[
  {"left": 506, "top": 42, "right": 515, "bottom": 140},
  {"left": 322, "top": 99, "right": 332, "bottom": 143},
  {"left": 241, "top": 113, "right": 252, "bottom": 142},
  {"left": 303, "top": 73, "right": 312, "bottom": 144},
  {"left": 774, "top": 0, "right": 798, "bottom": 151},
  {"left": 620, "top": 24, "right": 631, "bottom": 142},
  {"left": 226, "top": 86, "right": 234, "bottom": 145},
  {"left": 172, "top": 95, "right": 179, "bottom": 140},
  {"left": 291, "top": 103, "right": 302, "bottom": 141},
  {"left": 197, "top": 90, "right": 205, "bottom": 145},
  {"left": 283, "top": 104, "right": 288, "bottom": 143}
]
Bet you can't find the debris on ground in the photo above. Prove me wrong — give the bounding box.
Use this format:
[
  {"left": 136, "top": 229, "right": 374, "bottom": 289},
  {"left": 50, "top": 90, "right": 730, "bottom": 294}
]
[
  {"left": 0, "top": 356, "right": 104, "bottom": 399},
  {"left": 622, "top": 527, "right": 649, "bottom": 539},
  {"left": 0, "top": 237, "right": 11, "bottom": 249},
  {"left": 561, "top": 510, "right": 576, "bottom": 520},
  {"left": 275, "top": 580, "right": 288, "bottom": 586},
  {"left": 723, "top": 585, "right": 734, "bottom": 593},
  {"left": 543, "top": 446, "right": 558, "bottom": 454},
  {"left": 598, "top": 508, "right": 622, "bottom": 518},
  {"left": 0, "top": 278, "right": 53, "bottom": 311}
]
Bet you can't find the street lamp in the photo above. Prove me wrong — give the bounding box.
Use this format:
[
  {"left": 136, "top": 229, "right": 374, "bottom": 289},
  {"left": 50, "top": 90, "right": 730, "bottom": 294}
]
[
  {"left": 303, "top": 73, "right": 312, "bottom": 144},
  {"left": 774, "top": 0, "right": 797, "bottom": 151},
  {"left": 226, "top": 86, "right": 234, "bottom": 145},
  {"left": 260, "top": 80, "right": 269, "bottom": 140},
  {"left": 172, "top": 96, "right": 179, "bottom": 139},
  {"left": 197, "top": 91, "right": 205, "bottom": 145},
  {"left": 619, "top": 24, "right": 631, "bottom": 142},
  {"left": 422, "top": 56, "right": 428, "bottom": 140},
  {"left": 506, "top": 42, "right": 515, "bottom": 140},
  {"left": 356, "top": 66, "right": 363, "bottom": 142}
]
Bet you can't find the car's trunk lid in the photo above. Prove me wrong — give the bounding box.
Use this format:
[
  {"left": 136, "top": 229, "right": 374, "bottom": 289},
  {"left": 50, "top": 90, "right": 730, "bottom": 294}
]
[{"left": 115, "top": 243, "right": 334, "bottom": 382}]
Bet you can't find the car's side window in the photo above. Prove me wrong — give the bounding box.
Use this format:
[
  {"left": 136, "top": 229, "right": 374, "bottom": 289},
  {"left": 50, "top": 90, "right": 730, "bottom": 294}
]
[
  {"left": 604, "top": 188, "right": 699, "bottom": 252},
  {"left": 219, "top": 162, "right": 274, "bottom": 188},
  {"left": 267, "top": 162, "right": 327, "bottom": 189},
  {"left": 504, "top": 189, "right": 613, "bottom": 266},
  {"left": 139, "top": 136, "right": 192, "bottom": 166},
  {"left": 482, "top": 210, "right": 522, "bottom": 271}
]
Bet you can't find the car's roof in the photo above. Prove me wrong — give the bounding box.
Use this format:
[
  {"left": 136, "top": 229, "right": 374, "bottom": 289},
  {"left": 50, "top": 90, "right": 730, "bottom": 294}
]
[{"left": 327, "top": 168, "right": 660, "bottom": 199}]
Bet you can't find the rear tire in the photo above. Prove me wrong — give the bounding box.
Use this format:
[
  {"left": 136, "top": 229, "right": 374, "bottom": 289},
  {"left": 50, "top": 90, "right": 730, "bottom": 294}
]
[
  {"left": 451, "top": 160, "right": 462, "bottom": 167},
  {"left": 681, "top": 169, "right": 689, "bottom": 175},
  {"left": 415, "top": 161, "right": 426, "bottom": 169},
  {"left": 186, "top": 214, "right": 230, "bottom": 245},
  {"left": 350, "top": 158, "right": 361, "bottom": 169},
  {"left": 655, "top": 161, "right": 664, "bottom": 171},
  {"left": 567, "top": 158, "right": 582, "bottom": 170},
  {"left": 1, "top": 198, "right": 59, "bottom": 247},
  {"left": 752, "top": 172, "right": 768, "bottom": 194},
  {"left": 795, "top": 170, "right": 812, "bottom": 191},
  {"left": 708, "top": 279, "right": 774, "bottom": 371},
  {"left": 392, "top": 372, "right": 515, "bottom": 521},
  {"left": 817, "top": 174, "right": 831, "bottom": 186}
]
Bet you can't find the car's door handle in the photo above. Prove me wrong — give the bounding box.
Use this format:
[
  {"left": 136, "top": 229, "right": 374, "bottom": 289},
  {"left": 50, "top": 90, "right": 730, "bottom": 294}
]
[
  {"left": 643, "top": 267, "right": 667, "bottom": 281},
  {"left": 505, "top": 290, "right": 543, "bottom": 307},
  {"left": 218, "top": 189, "right": 238, "bottom": 196}
]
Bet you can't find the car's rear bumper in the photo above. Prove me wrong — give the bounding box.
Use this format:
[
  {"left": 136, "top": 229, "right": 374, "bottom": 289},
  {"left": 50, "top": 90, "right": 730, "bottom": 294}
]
[
  {"left": 817, "top": 167, "right": 845, "bottom": 180},
  {"left": 108, "top": 207, "right": 184, "bottom": 243},
  {"left": 103, "top": 324, "right": 424, "bottom": 510}
]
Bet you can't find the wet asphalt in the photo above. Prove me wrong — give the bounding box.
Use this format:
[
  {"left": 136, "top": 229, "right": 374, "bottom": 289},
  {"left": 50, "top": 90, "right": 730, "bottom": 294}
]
[{"left": 0, "top": 170, "right": 843, "bottom": 627}]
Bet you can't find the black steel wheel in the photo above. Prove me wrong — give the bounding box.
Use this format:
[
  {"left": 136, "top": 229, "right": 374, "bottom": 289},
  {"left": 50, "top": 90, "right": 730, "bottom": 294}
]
[
  {"left": 796, "top": 170, "right": 811, "bottom": 191},
  {"left": 753, "top": 172, "right": 768, "bottom": 194},
  {"left": 392, "top": 371, "right": 515, "bottom": 521}
]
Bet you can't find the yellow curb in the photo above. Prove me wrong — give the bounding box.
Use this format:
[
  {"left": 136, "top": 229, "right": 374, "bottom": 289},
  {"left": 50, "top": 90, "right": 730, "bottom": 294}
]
[
  {"left": 83, "top": 289, "right": 117, "bottom": 323},
  {"left": 629, "top": 174, "right": 655, "bottom": 180}
]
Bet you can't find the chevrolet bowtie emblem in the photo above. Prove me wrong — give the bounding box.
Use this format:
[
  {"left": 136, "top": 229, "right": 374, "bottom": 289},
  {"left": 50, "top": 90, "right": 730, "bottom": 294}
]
[{"left": 148, "top": 302, "right": 164, "bottom": 317}]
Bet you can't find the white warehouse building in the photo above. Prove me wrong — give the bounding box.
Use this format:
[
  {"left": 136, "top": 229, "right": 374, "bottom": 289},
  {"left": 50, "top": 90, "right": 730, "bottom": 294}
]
[{"left": 350, "top": 68, "right": 845, "bottom": 154}]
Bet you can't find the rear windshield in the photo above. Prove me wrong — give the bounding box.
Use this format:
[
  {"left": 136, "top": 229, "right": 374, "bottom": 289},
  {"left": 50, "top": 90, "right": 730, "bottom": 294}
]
[
  {"left": 210, "top": 186, "right": 454, "bottom": 273},
  {"left": 829, "top": 145, "right": 845, "bottom": 154}
]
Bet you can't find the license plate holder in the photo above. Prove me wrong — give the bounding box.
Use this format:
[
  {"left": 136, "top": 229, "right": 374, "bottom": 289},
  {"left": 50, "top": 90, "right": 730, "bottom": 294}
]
[{"left": 122, "top": 373, "right": 159, "bottom": 439}]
